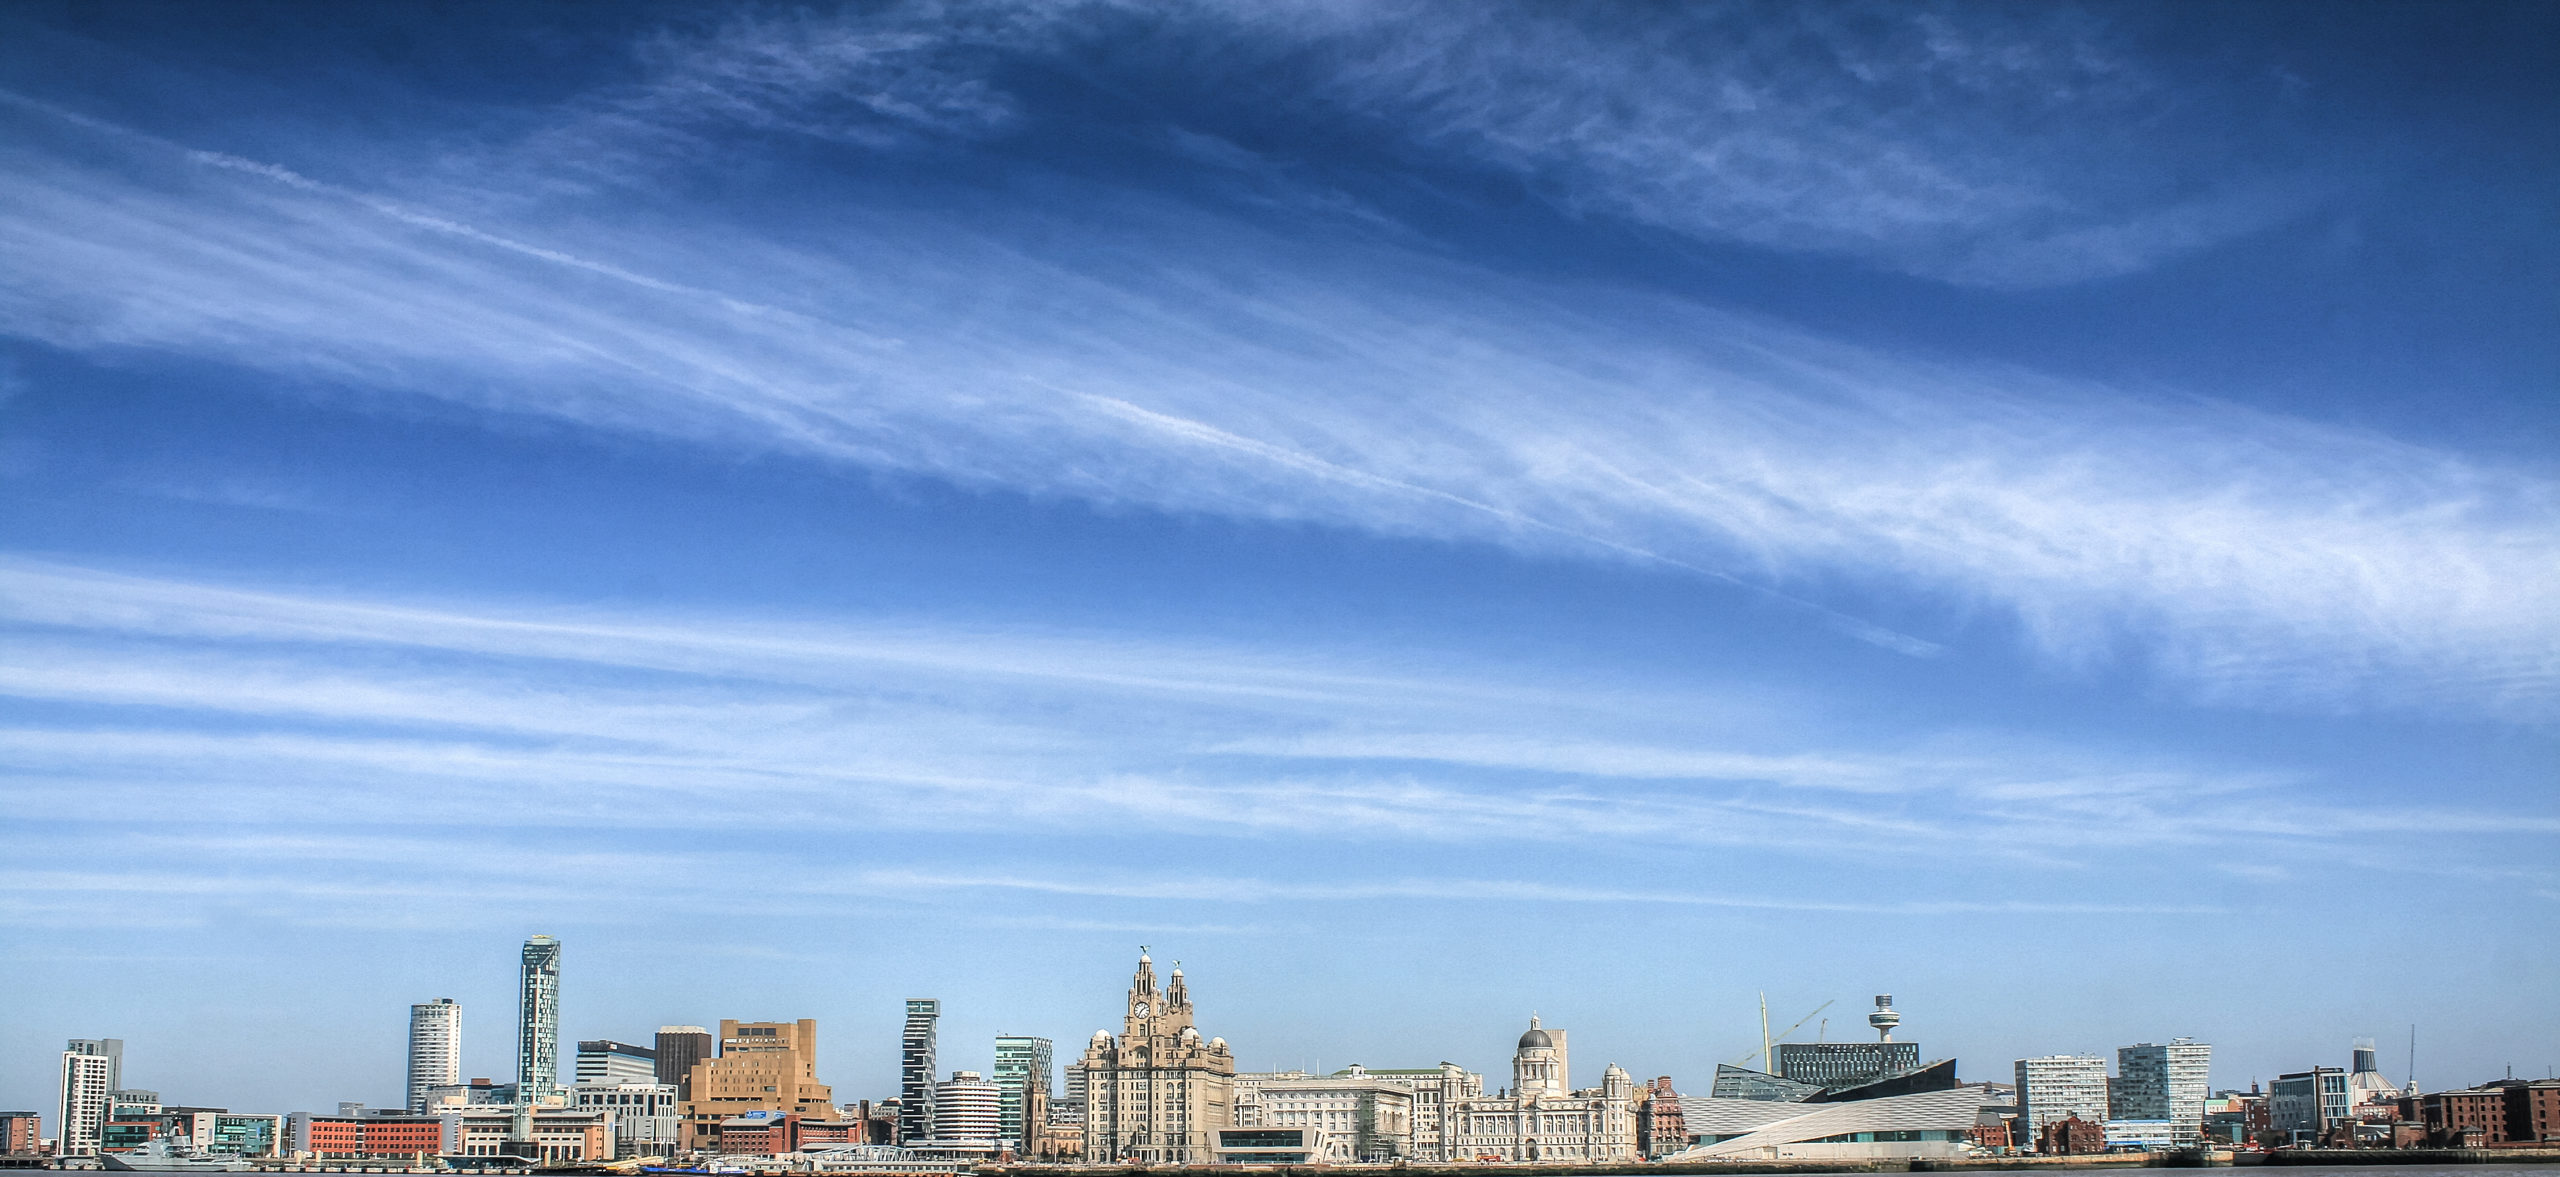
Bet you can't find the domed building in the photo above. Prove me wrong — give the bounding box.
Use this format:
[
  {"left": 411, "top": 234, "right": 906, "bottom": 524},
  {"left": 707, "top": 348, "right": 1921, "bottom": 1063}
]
[
  {"left": 1078, "top": 951, "right": 1237, "bottom": 1163},
  {"left": 1444, "top": 1017, "right": 1637, "bottom": 1162}
]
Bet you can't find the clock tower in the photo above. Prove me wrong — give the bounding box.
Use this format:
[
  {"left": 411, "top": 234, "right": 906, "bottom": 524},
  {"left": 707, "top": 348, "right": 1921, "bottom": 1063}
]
[{"left": 1082, "top": 949, "right": 1236, "bottom": 1163}]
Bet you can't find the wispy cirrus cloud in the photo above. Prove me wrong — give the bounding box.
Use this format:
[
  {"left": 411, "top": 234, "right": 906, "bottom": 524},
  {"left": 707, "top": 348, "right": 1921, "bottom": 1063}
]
[
  {"left": 0, "top": 26, "right": 2552, "bottom": 721},
  {"left": 2, "top": 559, "right": 2549, "bottom": 883}
]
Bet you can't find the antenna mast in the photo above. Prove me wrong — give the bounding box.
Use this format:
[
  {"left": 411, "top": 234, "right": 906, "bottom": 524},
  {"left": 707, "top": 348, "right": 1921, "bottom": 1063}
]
[{"left": 1759, "top": 992, "right": 1772, "bottom": 1077}]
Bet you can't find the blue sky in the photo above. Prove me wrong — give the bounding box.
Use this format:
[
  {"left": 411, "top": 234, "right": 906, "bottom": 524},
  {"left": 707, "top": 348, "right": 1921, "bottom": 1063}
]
[{"left": 2, "top": 0, "right": 2555, "bottom": 1116}]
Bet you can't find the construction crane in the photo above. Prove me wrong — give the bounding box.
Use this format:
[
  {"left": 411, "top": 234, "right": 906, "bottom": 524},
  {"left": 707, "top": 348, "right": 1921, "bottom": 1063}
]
[{"left": 1732, "top": 993, "right": 1835, "bottom": 1071}]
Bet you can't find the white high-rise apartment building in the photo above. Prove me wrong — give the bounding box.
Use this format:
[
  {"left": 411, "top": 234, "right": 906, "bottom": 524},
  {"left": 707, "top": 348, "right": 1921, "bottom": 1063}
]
[
  {"left": 58, "top": 1046, "right": 117, "bottom": 1156},
  {"left": 2112, "top": 1039, "right": 2211, "bottom": 1142},
  {"left": 409, "top": 999, "right": 462, "bottom": 1112},
  {"left": 2015, "top": 1056, "right": 2110, "bottom": 1135}
]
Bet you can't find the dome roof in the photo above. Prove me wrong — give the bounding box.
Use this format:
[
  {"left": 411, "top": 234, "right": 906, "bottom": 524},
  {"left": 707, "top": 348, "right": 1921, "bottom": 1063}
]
[{"left": 1519, "top": 1026, "right": 1553, "bottom": 1050}]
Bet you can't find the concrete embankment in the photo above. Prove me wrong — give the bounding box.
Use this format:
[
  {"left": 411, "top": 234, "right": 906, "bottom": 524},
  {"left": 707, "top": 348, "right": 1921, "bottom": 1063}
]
[{"left": 987, "top": 1150, "right": 2560, "bottom": 1177}]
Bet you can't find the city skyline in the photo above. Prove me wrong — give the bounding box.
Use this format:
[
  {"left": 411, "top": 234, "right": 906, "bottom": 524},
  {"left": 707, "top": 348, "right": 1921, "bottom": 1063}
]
[
  {"left": 2, "top": 0, "right": 2555, "bottom": 1132},
  {"left": 8, "top": 933, "right": 2533, "bottom": 1123}
]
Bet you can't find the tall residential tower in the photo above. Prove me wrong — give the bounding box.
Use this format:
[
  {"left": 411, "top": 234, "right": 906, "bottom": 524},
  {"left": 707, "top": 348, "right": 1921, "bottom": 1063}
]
[
  {"left": 56, "top": 1041, "right": 120, "bottom": 1157},
  {"left": 408, "top": 999, "right": 462, "bottom": 1112},
  {"left": 517, "top": 936, "right": 563, "bottom": 1100},
  {"left": 900, "top": 1001, "right": 940, "bottom": 1145}
]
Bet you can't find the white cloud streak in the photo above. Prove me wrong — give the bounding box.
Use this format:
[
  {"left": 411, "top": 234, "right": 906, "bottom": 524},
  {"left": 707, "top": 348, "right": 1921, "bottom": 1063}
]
[{"left": 0, "top": 15, "right": 2552, "bottom": 721}]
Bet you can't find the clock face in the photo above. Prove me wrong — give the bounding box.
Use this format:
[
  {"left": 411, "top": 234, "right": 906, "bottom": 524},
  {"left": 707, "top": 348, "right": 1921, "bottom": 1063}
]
[{"left": 1135, "top": 1001, "right": 1151, "bottom": 1016}]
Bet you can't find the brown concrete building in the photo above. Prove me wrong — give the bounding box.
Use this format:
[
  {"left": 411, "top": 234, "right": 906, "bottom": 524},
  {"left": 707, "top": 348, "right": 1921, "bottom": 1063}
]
[{"left": 679, "top": 1020, "right": 840, "bottom": 1151}]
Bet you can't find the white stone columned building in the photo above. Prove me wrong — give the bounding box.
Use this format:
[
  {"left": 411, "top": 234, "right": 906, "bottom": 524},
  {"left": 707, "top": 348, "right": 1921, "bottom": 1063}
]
[
  {"left": 1079, "top": 951, "right": 1236, "bottom": 1163},
  {"left": 1445, "top": 1017, "right": 1637, "bottom": 1162}
]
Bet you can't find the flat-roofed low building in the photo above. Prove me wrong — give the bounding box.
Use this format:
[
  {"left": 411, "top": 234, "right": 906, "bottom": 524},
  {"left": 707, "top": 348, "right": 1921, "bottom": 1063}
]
[
  {"left": 211, "top": 1113, "right": 283, "bottom": 1157},
  {"left": 444, "top": 1108, "right": 609, "bottom": 1163},
  {"left": 1232, "top": 1068, "right": 1413, "bottom": 1162},
  {"left": 1213, "top": 1126, "right": 1323, "bottom": 1164},
  {"left": 570, "top": 1083, "right": 678, "bottom": 1154},
  {"left": 2103, "top": 1118, "right": 2176, "bottom": 1150},
  {"left": 289, "top": 1112, "right": 447, "bottom": 1159}
]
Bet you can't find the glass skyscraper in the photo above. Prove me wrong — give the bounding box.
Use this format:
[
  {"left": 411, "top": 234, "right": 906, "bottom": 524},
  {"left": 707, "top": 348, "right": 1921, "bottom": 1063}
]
[
  {"left": 517, "top": 936, "right": 563, "bottom": 1100},
  {"left": 993, "top": 1035, "right": 1053, "bottom": 1149}
]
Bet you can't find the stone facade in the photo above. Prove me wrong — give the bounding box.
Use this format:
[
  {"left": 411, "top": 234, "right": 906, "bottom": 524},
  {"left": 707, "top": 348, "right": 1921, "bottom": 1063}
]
[
  {"left": 1078, "top": 952, "right": 1235, "bottom": 1163},
  {"left": 1233, "top": 1068, "right": 1416, "bottom": 1162},
  {"left": 1444, "top": 1018, "right": 1637, "bottom": 1163}
]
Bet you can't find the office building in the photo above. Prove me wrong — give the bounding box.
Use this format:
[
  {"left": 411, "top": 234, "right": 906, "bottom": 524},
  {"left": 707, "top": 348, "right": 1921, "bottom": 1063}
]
[
  {"left": 1232, "top": 1068, "right": 1415, "bottom": 1162},
  {"left": 289, "top": 1112, "right": 447, "bottom": 1160},
  {"left": 1774, "top": 997, "right": 1922, "bottom": 1091},
  {"left": 1080, "top": 951, "right": 1237, "bottom": 1163},
  {"left": 899, "top": 1000, "right": 939, "bottom": 1145},
  {"left": 655, "top": 1028, "right": 715, "bottom": 1100},
  {"left": 445, "top": 1108, "right": 611, "bottom": 1163},
  {"left": 678, "top": 1020, "right": 841, "bottom": 1150},
  {"left": 1443, "top": 1019, "right": 1637, "bottom": 1163},
  {"left": 58, "top": 1044, "right": 118, "bottom": 1157},
  {"left": 570, "top": 1083, "right": 680, "bottom": 1155},
  {"left": 211, "top": 1113, "right": 284, "bottom": 1157},
  {"left": 575, "top": 1041, "right": 658, "bottom": 1087},
  {"left": 1305, "top": 1064, "right": 1480, "bottom": 1161},
  {"left": 517, "top": 936, "right": 564, "bottom": 1101},
  {"left": 420, "top": 1079, "right": 516, "bottom": 1109},
  {"left": 2111, "top": 1039, "right": 2210, "bottom": 1142},
  {"left": 992, "top": 1036, "right": 1052, "bottom": 1151},
  {"left": 2269, "top": 1067, "right": 2348, "bottom": 1144},
  {"left": 408, "top": 999, "right": 462, "bottom": 1113},
  {"left": 2, "top": 1111, "right": 42, "bottom": 1155},
  {"left": 931, "top": 1072, "right": 1003, "bottom": 1148},
  {"left": 2014, "top": 1056, "right": 2109, "bottom": 1136}
]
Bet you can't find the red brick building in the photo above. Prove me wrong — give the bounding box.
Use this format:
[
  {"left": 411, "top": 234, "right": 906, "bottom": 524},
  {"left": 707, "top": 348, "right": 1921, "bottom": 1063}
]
[
  {"left": 298, "top": 1114, "right": 447, "bottom": 1158},
  {"left": 716, "top": 1112, "right": 798, "bottom": 1156},
  {"left": 1636, "top": 1077, "right": 1688, "bottom": 1158},
  {"left": 2, "top": 1111, "right": 43, "bottom": 1155},
  {"left": 2038, "top": 1114, "right": 2104, "bottom": 1156},
  {"left": 2424, "top": 1088, "right": 2509, "bottom": 1146},
  {"left": 2506, "top": 1081, "right": 2560, "bottom": 1145}
]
